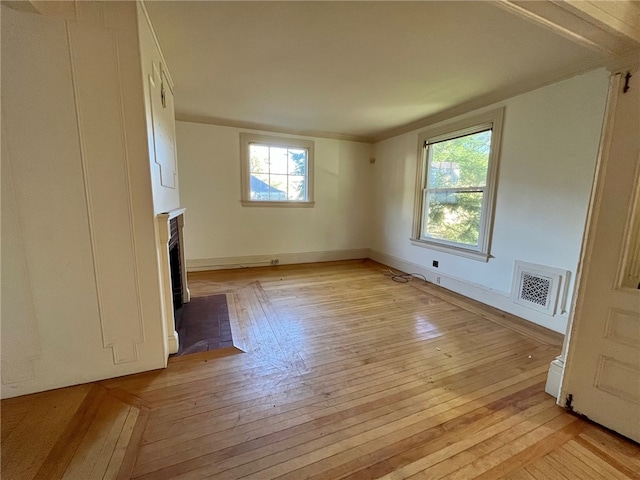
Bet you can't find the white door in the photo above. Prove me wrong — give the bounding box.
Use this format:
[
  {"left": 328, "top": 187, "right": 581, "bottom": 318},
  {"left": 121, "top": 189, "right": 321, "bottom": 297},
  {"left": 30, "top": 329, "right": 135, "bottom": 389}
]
[{"left": 561, "top": 69, "right": 640, "bottom": 442}]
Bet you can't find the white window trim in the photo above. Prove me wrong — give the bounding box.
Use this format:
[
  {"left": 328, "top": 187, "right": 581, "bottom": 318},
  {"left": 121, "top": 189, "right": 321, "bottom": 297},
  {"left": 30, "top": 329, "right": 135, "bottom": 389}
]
[
  {"left": 240, "top": 133, "right": 315, "bottom": 207},
  {"left": 411, "top": 108, "right": 504, "bottom": 261}
]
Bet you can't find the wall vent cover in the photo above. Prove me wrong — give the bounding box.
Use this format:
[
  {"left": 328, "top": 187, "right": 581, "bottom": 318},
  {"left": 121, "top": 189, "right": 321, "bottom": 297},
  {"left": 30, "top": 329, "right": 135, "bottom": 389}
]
[
  {"left": 512, "top": 261, "right": 569, "bottom": 316},
  {"left": 520, "top": 273, "right": 552, "bottom": 307}
]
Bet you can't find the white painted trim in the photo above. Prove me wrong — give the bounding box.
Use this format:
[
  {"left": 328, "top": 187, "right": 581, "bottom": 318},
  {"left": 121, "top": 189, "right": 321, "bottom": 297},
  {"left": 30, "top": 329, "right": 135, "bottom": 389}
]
[
  {"left": 545, "top": 356, "right": 565, "bottom": 399},
  {"left": 186, "top": 249, "right": 369, "bottom": 272},
  {"left": 137, "top": 0, "right": 175, "bottom": 89},
  {"left": 559, "top": 73, "right": 622, "bottom": 408},
  {"left": 410, "top": 239, "right": 490, "bottom": 262},
  {"left": 239, "top": 133, "right": 315, "bottom": 206},
  {"left": 156, "top": 210, "right": 186, "bottom": 355},
  {"left": 367, "top": 249, "right": 569, "bottom": 334},
  {"left": 496, "top": 1, "right": 640, "bottom": 57},
  {"left": 511, "top": 261, "right": 571, "bottom": 316},
  {"left": 167, "top": 330, "right": 179, "bottom": 355},
  {"left": 67, "top": 23, "right": 145, "bottom": 364},
  {"left": 240, "top": 200, "right": 316, "bottom": 208},
  {"left": 412, "top": 108, "right": 504, "bottom": 259}
]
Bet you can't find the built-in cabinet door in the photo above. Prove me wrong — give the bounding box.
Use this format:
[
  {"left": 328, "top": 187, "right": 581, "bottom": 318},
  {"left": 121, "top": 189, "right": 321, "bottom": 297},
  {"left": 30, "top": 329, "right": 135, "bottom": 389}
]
[
  {"left": 148, "top": 61, "right": 177, "bottom": 189},
  {"left": 561, "top": 69, "right": 640, "bottom": 443}
]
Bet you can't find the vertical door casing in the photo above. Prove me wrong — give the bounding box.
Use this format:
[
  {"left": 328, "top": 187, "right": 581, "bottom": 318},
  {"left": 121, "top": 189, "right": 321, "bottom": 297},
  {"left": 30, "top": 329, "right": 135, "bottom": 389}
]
[{"left": 561, "top": 69, "right": 640, "bottom": 442}]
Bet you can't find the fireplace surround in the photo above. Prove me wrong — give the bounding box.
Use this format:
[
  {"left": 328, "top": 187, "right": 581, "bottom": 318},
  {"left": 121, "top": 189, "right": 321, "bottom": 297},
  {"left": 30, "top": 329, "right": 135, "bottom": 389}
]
[{"left": 156, "top": 208, "right": 190, "bottom": 354}]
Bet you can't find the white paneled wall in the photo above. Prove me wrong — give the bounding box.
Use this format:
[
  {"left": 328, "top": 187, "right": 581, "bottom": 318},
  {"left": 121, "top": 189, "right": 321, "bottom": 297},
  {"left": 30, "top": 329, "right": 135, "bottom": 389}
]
[{"left": 1, "top": 2, "right": 166, "bottom": 398}]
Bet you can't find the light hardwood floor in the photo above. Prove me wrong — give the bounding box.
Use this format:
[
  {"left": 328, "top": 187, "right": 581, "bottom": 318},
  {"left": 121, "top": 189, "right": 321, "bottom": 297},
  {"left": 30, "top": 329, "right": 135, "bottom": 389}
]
[{"left": 2, "top": 260, "right": 639, "bottom": 479}]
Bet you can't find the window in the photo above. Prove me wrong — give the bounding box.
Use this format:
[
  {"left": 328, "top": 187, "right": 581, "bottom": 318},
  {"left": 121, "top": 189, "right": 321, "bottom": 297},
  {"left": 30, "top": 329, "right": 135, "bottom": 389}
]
[
  {"left": 412, "top": 108, "right": 504, "bottom": 261},
  {"left": 240, "top": 133, "right": 314, "bottom": 207}
]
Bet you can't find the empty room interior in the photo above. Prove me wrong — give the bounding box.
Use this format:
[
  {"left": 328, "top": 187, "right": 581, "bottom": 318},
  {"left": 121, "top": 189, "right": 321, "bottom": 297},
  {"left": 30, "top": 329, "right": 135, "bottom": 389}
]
[{"left": 2, "top": 1, "right": 639, "bottom": 479}]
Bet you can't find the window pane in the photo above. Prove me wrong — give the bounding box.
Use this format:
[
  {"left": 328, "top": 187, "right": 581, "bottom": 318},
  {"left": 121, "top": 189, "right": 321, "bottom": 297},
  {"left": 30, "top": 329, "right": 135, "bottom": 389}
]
[
  {"left": 249, "top": 145, "right": 269, "bottom": 173},
  {"left": 269, "top": 147, "right": 288, "bottom": 174},
  {"left": 250, "top": 174, "right": 271, "bottom": 200},
  {"left": 288, "top": 149, "right": 307, "bottom": 176},
  {"left": 269, "top": 174, "right": 288, "bottom": 200},
  {"left": 288, "top": 175, "right": 306, "bottom": 200},
  {"left": 428, "top": 130, "right": 491, "bottom": 189},
  {"left": 423, "top": 191, "right": 483, "bottom": 246}
]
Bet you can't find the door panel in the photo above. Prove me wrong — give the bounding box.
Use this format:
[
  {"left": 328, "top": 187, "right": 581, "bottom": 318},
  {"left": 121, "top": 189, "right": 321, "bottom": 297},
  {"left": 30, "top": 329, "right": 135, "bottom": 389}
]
[{"left": 562, "top": 70, "right": 640, "bottom": 442}]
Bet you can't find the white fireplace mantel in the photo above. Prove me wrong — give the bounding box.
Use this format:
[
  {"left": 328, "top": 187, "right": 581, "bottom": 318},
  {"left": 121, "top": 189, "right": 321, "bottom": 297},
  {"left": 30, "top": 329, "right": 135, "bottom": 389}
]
[{"left": 156, "top": 208, "right": 190, "bottom": 356}]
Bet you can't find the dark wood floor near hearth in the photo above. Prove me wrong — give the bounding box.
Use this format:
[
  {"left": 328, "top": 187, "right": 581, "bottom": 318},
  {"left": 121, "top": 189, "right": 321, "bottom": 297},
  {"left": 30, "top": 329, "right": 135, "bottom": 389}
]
[{"left": 2, "top": 260, "right": 639, "bottom": 480}]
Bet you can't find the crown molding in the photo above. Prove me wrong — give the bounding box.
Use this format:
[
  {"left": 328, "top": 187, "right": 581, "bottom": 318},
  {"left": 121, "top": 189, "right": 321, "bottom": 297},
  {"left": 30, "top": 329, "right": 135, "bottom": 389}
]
[{"left": 495, "top": 1, "right": 640, "bottom": 58}]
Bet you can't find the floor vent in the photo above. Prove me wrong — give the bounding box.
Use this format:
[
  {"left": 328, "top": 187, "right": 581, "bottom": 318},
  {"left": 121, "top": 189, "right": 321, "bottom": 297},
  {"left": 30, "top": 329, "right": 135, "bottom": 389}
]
[{"left": 512, "top": 261, "right": 569, "bottom": 316}]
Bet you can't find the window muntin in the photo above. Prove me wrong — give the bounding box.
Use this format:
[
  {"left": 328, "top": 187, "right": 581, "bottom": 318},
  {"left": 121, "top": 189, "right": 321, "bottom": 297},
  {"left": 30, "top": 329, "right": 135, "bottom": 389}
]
[
  {"left": 412, "top": 108, "right": 503, "bottom": 260},
  {"left": 240, "top": 133, "right": 314, "bottom": 207}
]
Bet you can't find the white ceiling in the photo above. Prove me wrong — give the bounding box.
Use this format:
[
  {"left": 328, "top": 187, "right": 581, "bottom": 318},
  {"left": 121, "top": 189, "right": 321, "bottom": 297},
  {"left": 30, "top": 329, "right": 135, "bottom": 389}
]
[{"left": 145, "top": 1, "right": 606, "bottom": 142}]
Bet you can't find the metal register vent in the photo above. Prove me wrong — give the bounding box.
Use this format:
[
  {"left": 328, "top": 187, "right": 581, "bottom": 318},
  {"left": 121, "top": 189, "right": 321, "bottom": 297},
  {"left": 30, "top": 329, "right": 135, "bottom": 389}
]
[
  {"left": 512, "top": 261, "right": 568, "bottom": 316},
  {"left": 520, "top": 273, "right": 552, "bottom": 307}
]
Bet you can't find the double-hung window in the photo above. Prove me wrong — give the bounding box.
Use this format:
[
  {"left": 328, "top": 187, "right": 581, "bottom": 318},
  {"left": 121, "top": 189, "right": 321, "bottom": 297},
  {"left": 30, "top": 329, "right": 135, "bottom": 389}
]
[
  {"left": 240, "top": 133, "right": 315, "bottom": 207},
  {"left": 412, "top": 108, "right": 503, "bottom": 261}
]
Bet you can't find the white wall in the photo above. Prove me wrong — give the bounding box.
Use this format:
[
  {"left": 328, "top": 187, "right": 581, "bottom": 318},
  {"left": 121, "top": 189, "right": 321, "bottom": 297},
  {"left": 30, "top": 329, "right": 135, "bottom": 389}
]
[
  {"left": 1, "top": 2, "right": 167, "bottom": 399},
  {"left": 369, "top": 69, "right": 610, "bottom": 333},
  {"left": 176, "top": 122, "right": 373, "bottom": 269}
]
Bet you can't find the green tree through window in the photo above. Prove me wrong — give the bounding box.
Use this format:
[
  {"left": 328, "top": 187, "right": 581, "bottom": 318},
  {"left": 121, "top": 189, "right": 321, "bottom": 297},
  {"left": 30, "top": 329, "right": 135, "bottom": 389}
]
[
  {"left": 425, "top": 130, "right": 491, "bottom": 246},
  {"left": 413, "top": 108, "right": 503, "bottom": 259}
]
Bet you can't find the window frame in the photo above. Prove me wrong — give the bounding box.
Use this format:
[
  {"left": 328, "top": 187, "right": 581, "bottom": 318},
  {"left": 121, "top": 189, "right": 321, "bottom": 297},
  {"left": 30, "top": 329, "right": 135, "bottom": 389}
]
[
  {"left": 411, "top": 108, "right": 504, "bottom": 261},
  {"left": 240, "top": 133, "right": 315, "bottom": 207}
]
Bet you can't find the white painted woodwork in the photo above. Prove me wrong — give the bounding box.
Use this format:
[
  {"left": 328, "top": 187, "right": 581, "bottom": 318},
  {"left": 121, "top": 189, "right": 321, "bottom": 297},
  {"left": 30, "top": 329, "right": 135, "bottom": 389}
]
[
  {"left": 621, "top": 186, "right": 640, "bottom": 288},
  {"left": 186, "top": 248, "right": 369, "bottom": 272},
  {"left": 500, "top": 1, "right": 640, "bottom": 57},
  {"left": 67, "top": 21, "right": 145, "bottom": 363},
  {"left": 156, "top": 209, "right": 190, "bottom": 354},
  {"left": 1, "top": 130, "right": 41, "bottom": 384},
  {"left": 137, "top": 1, "right": 180, "bottom": 215},
  {"left": 559, "top": 1, "right": 640, "bottom": 45},
  {"left": 561, "top": 69, "right": 640, "bottom": 443},
  {"left": 1, "top": 2, "right": 166, "bottom": 399}
]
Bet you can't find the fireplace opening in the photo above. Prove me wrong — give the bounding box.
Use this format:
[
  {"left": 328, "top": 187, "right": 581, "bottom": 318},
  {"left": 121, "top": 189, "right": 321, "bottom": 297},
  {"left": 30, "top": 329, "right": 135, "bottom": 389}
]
[{"left": 169, "top": 217, "right": 183, "bottom": 329}]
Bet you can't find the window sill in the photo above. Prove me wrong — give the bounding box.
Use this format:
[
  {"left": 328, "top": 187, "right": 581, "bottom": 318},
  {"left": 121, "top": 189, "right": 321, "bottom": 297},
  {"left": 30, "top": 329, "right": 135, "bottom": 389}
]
[
  {"left": 410, "top": 238, "right": 490, "bottom": 262},
  {"left": 241, "top": 200, "right": 315, "bottom": 208}
]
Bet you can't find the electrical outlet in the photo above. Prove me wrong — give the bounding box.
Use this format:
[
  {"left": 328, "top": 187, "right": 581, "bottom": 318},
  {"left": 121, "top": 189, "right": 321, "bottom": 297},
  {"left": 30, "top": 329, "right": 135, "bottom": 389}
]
[
  {"left": 436, "top": 276, "right": 441, "bottom": 284},
  {"left": 432, "top": 260, "right": 439, "bottom": 268},
  {"left": 271, "top": 259, "right": 279, "bottom": 265}
]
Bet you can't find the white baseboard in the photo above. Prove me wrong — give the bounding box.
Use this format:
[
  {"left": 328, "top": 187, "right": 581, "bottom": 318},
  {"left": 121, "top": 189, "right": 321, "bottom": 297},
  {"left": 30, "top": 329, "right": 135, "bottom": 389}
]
[
  {"left": 167, "top": 331, "right": 179, "bottom": 355},
  {"left": 545, "top": 356, "right": 565, "bottom": 399},
  {"left": 367, "top": 249, "right": 567, "bottom": 334},
  {"left": 186, "top": 248, "right": 369, "bottom": 272}
]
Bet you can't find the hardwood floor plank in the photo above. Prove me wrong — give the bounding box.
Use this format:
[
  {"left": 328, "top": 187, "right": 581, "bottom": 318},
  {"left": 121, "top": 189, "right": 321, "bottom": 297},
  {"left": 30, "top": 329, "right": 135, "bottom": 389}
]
[
  {"left": 286, "top": 386, "right": 551, "bottom": 480},
  {"left": 105, "top": 406, "right": 140, "bottom": 480},
  {"left": 62, "top": 396, "right": 130, "bottom": 479},
  {"left": 33, "top": 385, "right": 108, "bottom": 480},
  {"left": 2, "top": 260, "right": 636, "bottom": 480},
  {"left": 562, "top": 441, "right": 633, "bottom": 480},
  {"left": 135, "top": 345, "right": 550, "bottom": 467},
  {"left": 116, "top": 406, "right": 150, "bottom": 480},
  {"left": 445, "top": 416, "right": 584, "bottom": 480},
  {"left": 574, "top": 433, "right": 640, "bottom": 479},
  {"left": 1, "top": 385, "right": 92, "bottom": 480}
]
